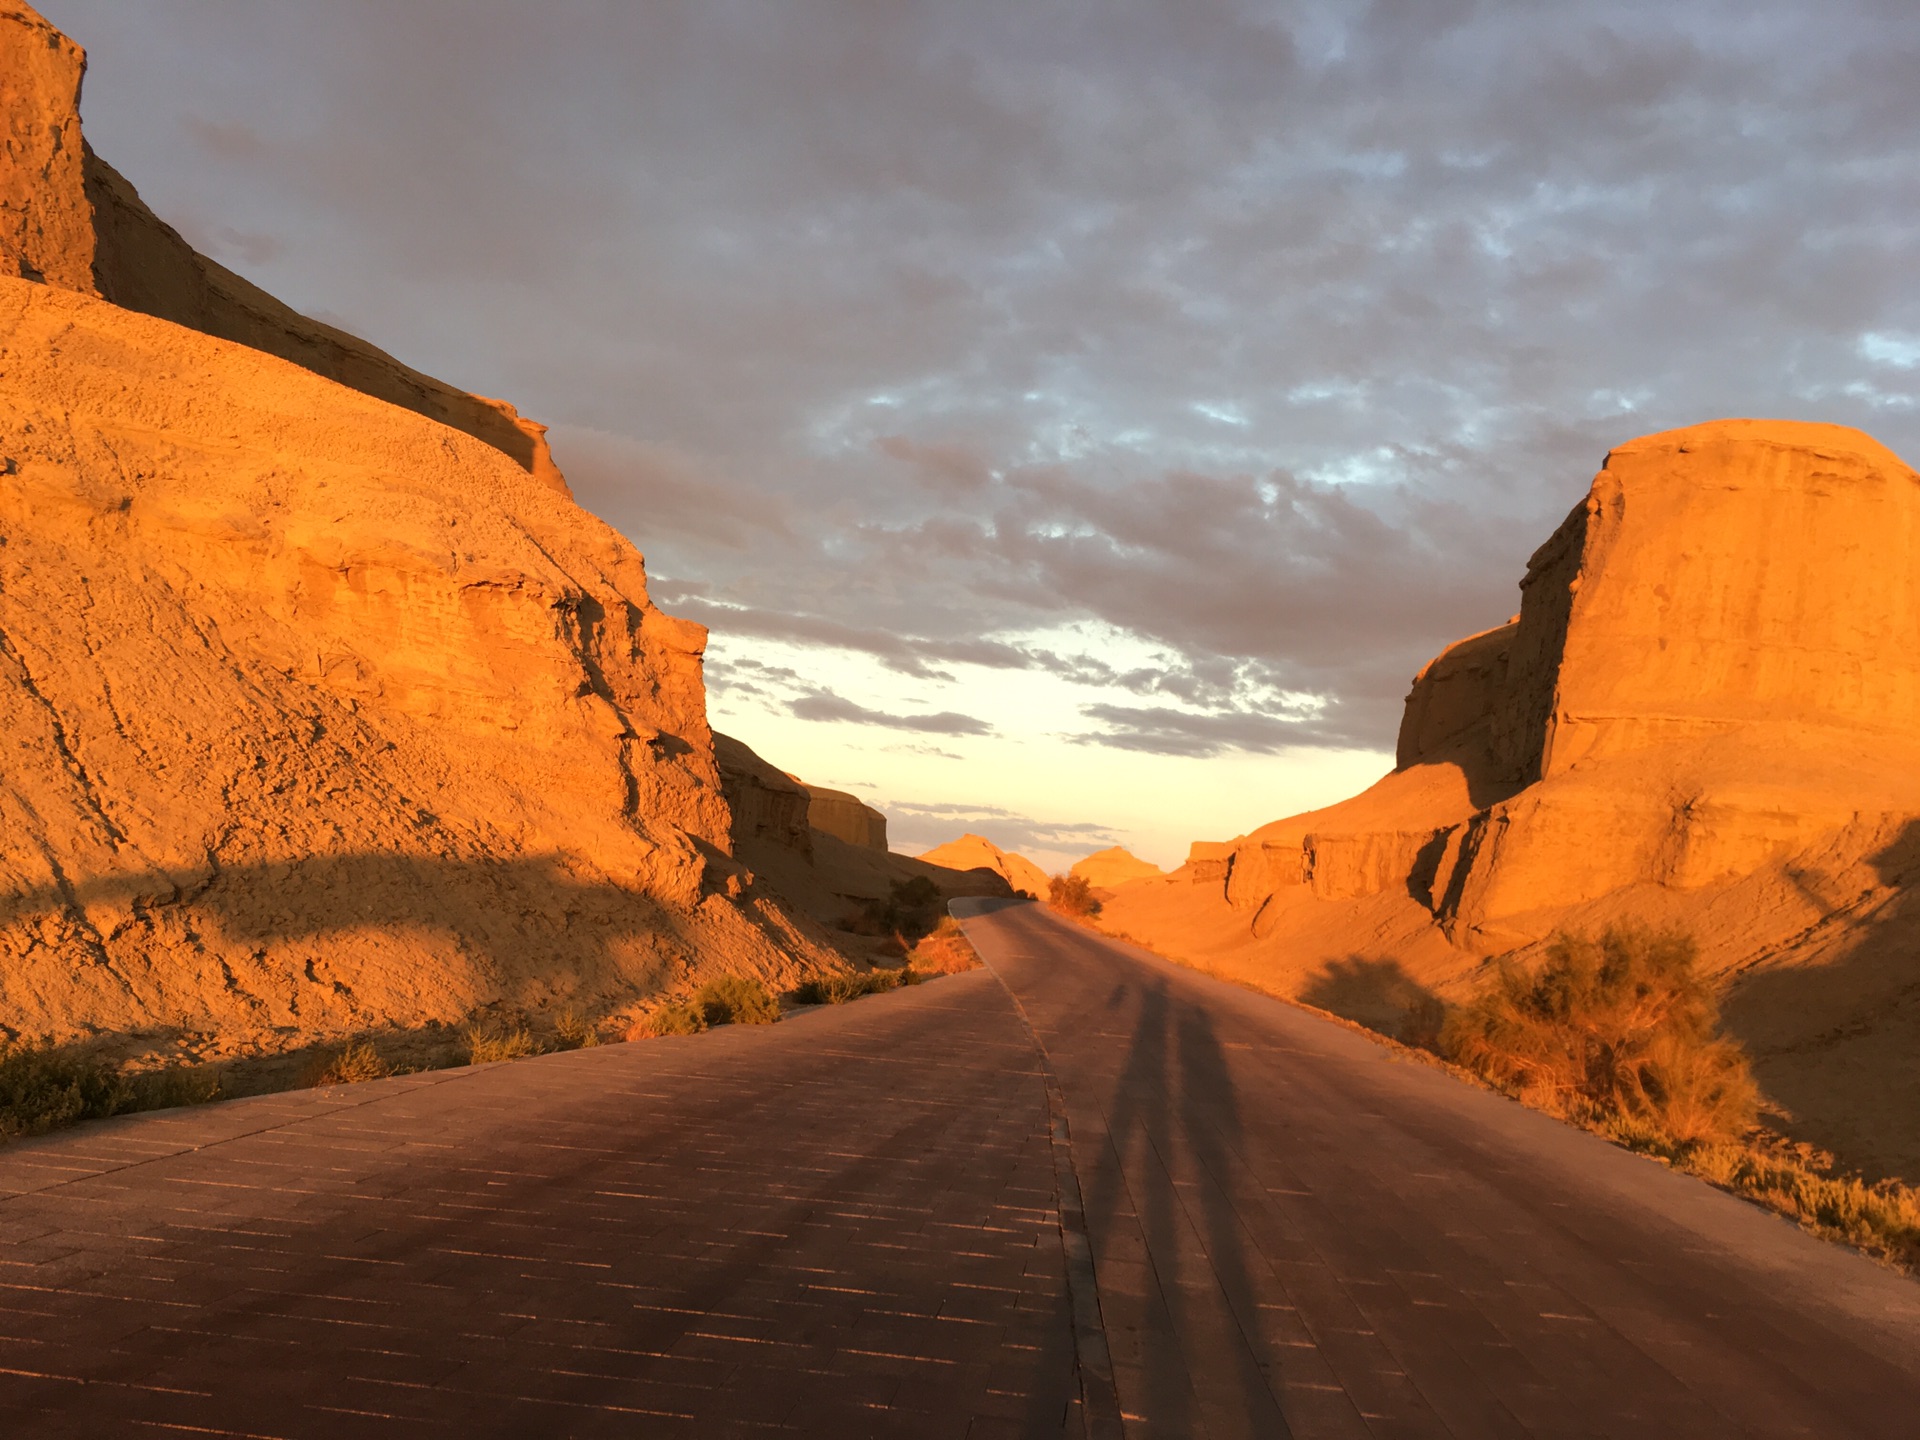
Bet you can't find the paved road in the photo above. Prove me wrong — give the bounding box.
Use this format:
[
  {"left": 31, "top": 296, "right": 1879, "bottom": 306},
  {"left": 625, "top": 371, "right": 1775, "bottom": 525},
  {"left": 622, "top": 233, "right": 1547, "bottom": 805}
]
[
  {"left": 1, "top": 900, "right": 1917, "bottom": 1438},
  {"left": 958, "top": 900, "right": 1920, "bottom": 1439}
]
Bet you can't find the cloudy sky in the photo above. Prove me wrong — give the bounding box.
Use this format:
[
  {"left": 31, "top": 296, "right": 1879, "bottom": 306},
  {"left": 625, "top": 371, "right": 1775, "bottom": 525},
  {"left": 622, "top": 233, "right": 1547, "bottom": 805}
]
[{"left": 40, "top": 0, "right": 1920, "bottom": 869}]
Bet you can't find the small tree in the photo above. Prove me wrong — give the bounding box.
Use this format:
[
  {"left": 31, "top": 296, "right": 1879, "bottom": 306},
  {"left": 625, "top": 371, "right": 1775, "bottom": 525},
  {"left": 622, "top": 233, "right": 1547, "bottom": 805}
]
[{"left": 1048, "top": 873, "right": 1102, "bottom": 918}]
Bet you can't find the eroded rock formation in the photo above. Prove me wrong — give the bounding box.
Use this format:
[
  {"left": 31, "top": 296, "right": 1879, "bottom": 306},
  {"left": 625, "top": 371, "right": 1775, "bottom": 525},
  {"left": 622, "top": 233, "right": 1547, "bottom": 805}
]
[
  {"left": 1104, "top": 420, "right": 1920, "bottom": 1181},
  {"left": 0, "top": 3, "right": 845, "bottom": 1056},
  {"left": 920, "top": 835, "right": 1049, "bottom": 898},
  {"left": 1070, "top": 847, "right": 1164, "bottom": 891}
]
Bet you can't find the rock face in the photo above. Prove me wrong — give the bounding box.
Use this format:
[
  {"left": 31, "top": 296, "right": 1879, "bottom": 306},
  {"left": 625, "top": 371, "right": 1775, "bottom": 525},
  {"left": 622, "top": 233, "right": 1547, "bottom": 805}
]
[
  {"left": 1, "top": 4, "right": 562, "bottom": 485},
  {"left": 803, "top": 785, "right": 889, "bottom": 852},
  {"left": 1103, "top": 420, "right": 1920, "bottom": 1182},
  {"left": 920, "top": 835, "right": 1050, "bottom": 898},
  {"left": 0, "top": 4, "right": 843, "bottom": 1054},
  {"left": 1070, "top": 847, "right": 1163, "bottom": 891},
  {"left": 713, "top": 735, "right": 1011, "bottom": 941}
]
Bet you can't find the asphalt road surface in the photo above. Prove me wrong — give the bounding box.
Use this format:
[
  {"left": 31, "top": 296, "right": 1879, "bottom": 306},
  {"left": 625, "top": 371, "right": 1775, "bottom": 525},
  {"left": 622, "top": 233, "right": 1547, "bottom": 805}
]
[{"left": 0, "top": 899, "right": 1916, "bottom": 1438}]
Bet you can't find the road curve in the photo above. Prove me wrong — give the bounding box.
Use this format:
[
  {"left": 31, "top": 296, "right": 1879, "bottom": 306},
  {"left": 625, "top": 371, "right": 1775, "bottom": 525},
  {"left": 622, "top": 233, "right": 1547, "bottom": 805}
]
[{"left": 956, "top": 897, "right": 1920, "bottom": 1439}]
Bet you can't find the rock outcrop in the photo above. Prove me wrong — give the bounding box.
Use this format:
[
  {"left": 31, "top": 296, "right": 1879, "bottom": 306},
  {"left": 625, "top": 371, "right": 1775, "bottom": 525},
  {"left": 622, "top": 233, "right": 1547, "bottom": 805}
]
[
  {"left": 0, "top": 4, "right": 845, "bottom": 1057},
  {"left": 803, "top": 785, "right": 889, "bottom": 852},
  {"left": 713, "top": 735, "right": 1011, "bottom": 944},
  {"left": 1070, "top": 847, "right": 1164, "bottom": 891},
  {"left": 1, "top": 3, "right": 562, "bottom": 485},
  {"left": 920, "top": 835, "right": 1049, "bottom": 898},
  {"left": 1103, "top": 420, "right": 1920, "bottom": 1181}
]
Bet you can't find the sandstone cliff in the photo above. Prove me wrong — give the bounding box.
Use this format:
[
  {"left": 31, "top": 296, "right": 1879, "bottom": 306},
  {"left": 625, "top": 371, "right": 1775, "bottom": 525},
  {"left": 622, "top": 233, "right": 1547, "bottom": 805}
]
[
  {"left": 0, "top": 3, "right": 848, "bottom": 1060},
  {"left": 1104, "top": 420, "right": 1920, "bottom": 1182}
]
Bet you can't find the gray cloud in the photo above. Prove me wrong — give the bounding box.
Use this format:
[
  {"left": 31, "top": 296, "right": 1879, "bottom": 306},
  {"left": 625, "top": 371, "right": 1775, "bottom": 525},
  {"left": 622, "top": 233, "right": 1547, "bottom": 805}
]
[
  {"left": 788, "top": 693, "right": 993, "bottom": 737},
  {"left": 884, "top": 800, "right": 1118, "bottom": 859},
  {"left": 40, "top": 0, "right": 1920, "bottom": 756}
]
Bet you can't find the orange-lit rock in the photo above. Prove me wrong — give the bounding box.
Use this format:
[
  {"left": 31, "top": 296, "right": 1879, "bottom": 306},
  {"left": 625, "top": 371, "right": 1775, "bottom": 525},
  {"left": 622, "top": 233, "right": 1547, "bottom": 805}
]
[
  {"left": 0, "top": 277, "right": 844, "bottom": 1047},
  {"left": 920, "top": 835, "right": 1049, "bottom": 898},
  {"left": 1, "top": 3, "right": 562, "bottom": 483},
  {"left": 1103, "top": 420, "right": 1920, "bottom": 1181},
  {"left": 1070, "top": 847, "right": 1163, "bottom": 891}
]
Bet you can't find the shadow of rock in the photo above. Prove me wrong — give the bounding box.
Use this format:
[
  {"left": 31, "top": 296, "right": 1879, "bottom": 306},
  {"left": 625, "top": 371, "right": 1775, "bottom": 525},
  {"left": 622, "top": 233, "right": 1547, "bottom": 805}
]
[
  {"left": 1299, "top": 955, "right": 1441, "bottom": 1038},
  {"left": 1718, "top": 817, "right": 1920, "bottom": 1185},
  {"left": 0, "top": 850, "right": 832, "bottom": 1052}
]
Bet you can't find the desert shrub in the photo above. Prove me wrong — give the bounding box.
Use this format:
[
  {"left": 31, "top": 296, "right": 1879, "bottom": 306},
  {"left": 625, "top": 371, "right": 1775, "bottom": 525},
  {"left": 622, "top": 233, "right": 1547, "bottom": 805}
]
[
  {"left": 852, "top": 876, "right": 947, "bottom": 946},
  {"left": 125, "top": 1066, "right": 223, "bottom": 1111},
  {"left": 793, "top": 969, "right": 909, "bottom": 1004},
  {"left": 640, "top": 1002, "right": 709, "bottom": 1037},
  {"left": 904, "top": 916, "right": 982, "bottom": 978},
  {"left": 1397, "top": 994, "right": 1447, "bottom": 1053},
  {"left": 552, "top": 1007, "right": 601, "bottom": 1050},
  {"left": 0, "top": 1040, "right": 130, "bottom": 1138},
  {"left": 694, "top": 974, "right": 780, "bottom": 1026},
  {"left": 1048, "top": 873, "right": 1102, "bottom": 918},
  {"left": 1443, "top": 926, "right": 1757, "bottom": 1145},
  {"left": 465, "top": 1025, "right": 540, "bottom": 1064},
  {"left": 306, "top": 1040, "right": 391, "bottom": 1087}
]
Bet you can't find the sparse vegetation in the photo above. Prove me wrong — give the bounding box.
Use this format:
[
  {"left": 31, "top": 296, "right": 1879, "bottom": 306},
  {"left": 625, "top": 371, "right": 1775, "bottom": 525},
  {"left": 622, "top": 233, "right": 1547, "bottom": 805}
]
[
  {"left": 465, "top": 1024, "right": 540, "bottom": 1064},
  {"left": 694, "top": 974, "right": 780, "bottom": 1026},
  {"left": 0, "top": 1039, "right": 132, "bottom": 1138},
  {"left": 1048, "top": 873, "right": 1102, "bottom": 918},
  {"left": 0, "top": 1038, "right": 222, "bottom": 1139},
  {"left": 640, "top": 1001, "right": 710, "bottom": 1037},
  {"left": 794, "top": 971, "right": 902, "bottom": 1005},
  {"left": 849, "top": 876, "right": 947, "bottom": 951},
  {"left": 905, "top": 915, "right": 982, "bottom": 977},
  {"left": 1424, "top": 925, "right": 1920, "bottom": 1270},
  {"left": 553, "top": 1007, "right": 601, "bottom": 1050},
  {"left": 306, "top": 1040, "right": 391, "bottom": 1087}
]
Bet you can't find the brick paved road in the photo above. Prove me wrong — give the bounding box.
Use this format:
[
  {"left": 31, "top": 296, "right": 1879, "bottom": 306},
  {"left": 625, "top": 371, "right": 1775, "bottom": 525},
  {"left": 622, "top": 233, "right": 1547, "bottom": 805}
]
[
  {"left": 0, "top": 969, "right": 1074, "bottom": 1439},
  {"left": 4, "top": 902, "right": 1920, "bottom": 1438},
  {"left": 957, "top": 899, "right": 1920, "bottom": 1439}
]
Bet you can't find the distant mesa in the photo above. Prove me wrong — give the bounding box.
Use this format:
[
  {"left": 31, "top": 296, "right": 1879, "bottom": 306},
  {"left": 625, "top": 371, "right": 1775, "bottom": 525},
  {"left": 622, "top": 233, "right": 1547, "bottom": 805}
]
[
  {"left": 1070, "top": 846, "right": 1164, "bottom": 892},
  {"left": 919, "top": 835, "right": 1050, "bottom": 898},
  {"left": 1104, "top": 418, "right": 1920, "bottom": 1183}
]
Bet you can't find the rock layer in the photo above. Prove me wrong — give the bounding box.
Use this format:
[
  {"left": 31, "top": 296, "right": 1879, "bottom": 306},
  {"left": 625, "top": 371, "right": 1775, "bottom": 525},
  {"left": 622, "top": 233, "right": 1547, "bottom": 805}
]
[
  {"left": 1103, "top": 420, "right": 1920, "bottom": 1181},
  {"left": 1, "top": 3, "right": 561, "bottom": 483},
  {"left": 0, "top": 278, "right": 838, "bottom": 1048}
]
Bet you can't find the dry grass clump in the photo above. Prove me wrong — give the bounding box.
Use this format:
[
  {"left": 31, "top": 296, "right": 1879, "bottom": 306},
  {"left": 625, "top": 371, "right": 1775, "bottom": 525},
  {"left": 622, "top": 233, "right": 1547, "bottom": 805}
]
[
  {"left": 306, "top": 1040, "right": 391, "bottom": 1087},
  {"left": 794, "top": 971, "right": 901, "bottom": 1005},
  {"left": 1443, "top": 926, "right": 1756, "bottom": 1144},
  {"left": 553, "top": 1007, "right": 601, "bottom": 1050},
  {"left": 1048, "top": 873, "right": 1102, "bottom": 918},
  {"left": 906, "top": 916, "right": 982, "bottom": 977},
  {"left": 1430, "top": 925, "right": 1920, "bottom": 1270},
  {"left": 631, "top": 975, "right": 781, "bottom": 1037},
  {"left": 465, "top": 1024, "right": 540, "bottom": 1064},
  {"left": 695, "top": 975, "right": 779, "bottom": 1026}
]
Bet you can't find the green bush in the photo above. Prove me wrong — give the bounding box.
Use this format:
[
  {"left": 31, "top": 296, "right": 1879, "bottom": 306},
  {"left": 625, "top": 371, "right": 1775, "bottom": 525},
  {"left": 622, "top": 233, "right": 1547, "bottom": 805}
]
[
  {"left": 851, "top": 876, "right": 947, "bottom": 946},
  {"left": 794, "top": 971, "right": 901, "bottom": 1005},
  {"left": 694, "top": 974, "right": 780, "bottom": 1026},
  {"left": 1443, "top": 926, "right": 1757, "bottom": 1145}
]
